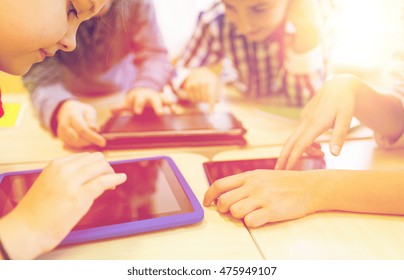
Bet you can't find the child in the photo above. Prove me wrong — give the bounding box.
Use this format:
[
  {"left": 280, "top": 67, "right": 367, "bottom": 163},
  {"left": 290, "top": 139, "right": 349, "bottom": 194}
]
[
  {"left": 203, "top": 74, "right": 404, "bottom": 227},
  {"left": 0, "top": 0, "right": 126, "bottom": 260},
  {"left": 23, "top": 0, "right": 173, "bottom": 149},
  {"left": 171, "top": 0, "right": 332, "bottom": 108}
]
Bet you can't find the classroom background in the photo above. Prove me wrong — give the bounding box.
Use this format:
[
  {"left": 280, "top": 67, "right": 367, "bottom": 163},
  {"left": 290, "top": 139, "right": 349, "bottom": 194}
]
[
  {"left": 1, "top": 0, "right": 404, "bottom": 263},
  {"left": 1, "top": 0, "right": 403, "bottom": 94}
]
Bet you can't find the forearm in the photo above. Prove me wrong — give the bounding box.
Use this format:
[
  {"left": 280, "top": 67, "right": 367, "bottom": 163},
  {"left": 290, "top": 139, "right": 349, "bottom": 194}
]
[
  {"left": 318, "top": 169, "right": 404, "bottom": 215},
  {"left": 289, "top": 0, "right": 322, "bottom": 53},
  {"left": 0, "top": 213, "right": 43, "bottom": 260},
  {"left": 30, "top": 84, "right": 75, "bottom": 131},
  {"left": 292, "top": 24, "right": 320, "bottom": 53},
  {"left": 133, "top": 56, "right": 173, "bottom": 91},
  {"left": 23, "top": 57, "right": 74, "bottom": 131},
  {"left": 354, "top": 79, "right": 404, "bottom": 140}
]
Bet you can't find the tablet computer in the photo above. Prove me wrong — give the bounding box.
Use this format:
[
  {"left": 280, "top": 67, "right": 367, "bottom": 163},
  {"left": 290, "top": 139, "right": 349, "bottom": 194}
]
[
  {"left": 203, "top": 157, "right": 326, "bottom": 185},
  {"left": 0, "top": 156, "right": 204, "bottom": 245},
  {"left": 100, "top": 111, "right": 247, "bottom": 149}
]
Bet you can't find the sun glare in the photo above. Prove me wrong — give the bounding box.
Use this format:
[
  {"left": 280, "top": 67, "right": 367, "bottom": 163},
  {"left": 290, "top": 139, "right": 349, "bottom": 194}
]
[{"left": 330, "top": 0, "right": 403, "bottom": 86}]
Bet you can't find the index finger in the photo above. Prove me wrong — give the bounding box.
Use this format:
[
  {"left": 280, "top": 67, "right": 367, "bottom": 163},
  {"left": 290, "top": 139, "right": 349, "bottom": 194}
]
[
  {"left": 328, "top": 110, "right": 352, "bottom": 155},
  {"left": 71, "top": 118, "right": 106, "bottom": 147},
  {"left": 208, "top": 80, "right": 221, "bottom": 113},
  {"left": 132, "top": 93, "right": 146, "bottom": 115},
  {"left": 203, "top": 172, "right": 248, "bottom": 206},
  {"left": 276, "top": 121, "right": 309, "bottom": 170},
  {"left": 83, "top": 173, "right": 127, "bottom": 199},
  {"left": 149, "top": 94, "right": 164, "bottom": 115},
  {"left": 284, "top": 129, "right": 321, "bottom": 170},
  {"left": 276, "top": 120, "right": 321, "bottom": 170}
]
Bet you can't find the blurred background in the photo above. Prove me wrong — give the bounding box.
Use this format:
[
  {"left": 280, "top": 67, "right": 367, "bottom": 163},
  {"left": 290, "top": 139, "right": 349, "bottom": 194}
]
[
  {"left": 154, "top": 0, "right": 404, "bottom": 91},
  {"left": 1, "top": 0, "right": 403, "bottom": 93},
  {"left": 325, "top": 0, "right": 404, "bottom": 90}
]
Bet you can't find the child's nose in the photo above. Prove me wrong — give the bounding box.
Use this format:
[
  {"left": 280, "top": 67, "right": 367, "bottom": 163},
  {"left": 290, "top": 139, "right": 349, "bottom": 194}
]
[
  {"left": 58, "top": 26, "right": 78, "bottom": 52},
  {"left": 237, "top": 14, "right": 254, "bottom": 35}
]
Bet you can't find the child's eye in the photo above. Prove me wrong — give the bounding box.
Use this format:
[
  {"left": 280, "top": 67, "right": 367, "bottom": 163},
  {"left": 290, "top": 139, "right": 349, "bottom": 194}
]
[
  {"left": 251, "top": 7, "right": 267, "bottom": 14},
  {"left": 250, "top": 4, "right": 271, "bottom": 15},
  {"left": 224, "top": 4, "right": 236, "bottom": 13},
  {"left": 68, "top": 2, "right": 79, "bottom": 18}
]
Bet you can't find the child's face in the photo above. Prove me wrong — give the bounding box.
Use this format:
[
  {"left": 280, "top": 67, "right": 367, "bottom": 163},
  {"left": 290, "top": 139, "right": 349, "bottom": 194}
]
[
  {"left": 223, "top": 0, "right": 289, "bottom": 42},
  {"left": 0, "top": 0, "right": 106, "bottom": 75}
]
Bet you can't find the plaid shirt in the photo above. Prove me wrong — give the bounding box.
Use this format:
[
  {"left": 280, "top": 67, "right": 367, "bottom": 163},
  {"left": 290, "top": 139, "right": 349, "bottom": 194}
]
[{"left": 173, "top": 1, "right": 330, "bottom": 106}]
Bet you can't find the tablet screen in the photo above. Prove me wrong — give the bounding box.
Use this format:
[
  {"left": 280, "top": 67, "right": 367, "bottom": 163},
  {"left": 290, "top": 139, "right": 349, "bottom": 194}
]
[
  {"left": 101, "top": 112, "right": 246, "bottom": 138},
  {"left": 203, "top": 157, "right": 326, "bottom": 185},
  {"left": 0, "top": 158, "right": 196, "bottom": 231}
]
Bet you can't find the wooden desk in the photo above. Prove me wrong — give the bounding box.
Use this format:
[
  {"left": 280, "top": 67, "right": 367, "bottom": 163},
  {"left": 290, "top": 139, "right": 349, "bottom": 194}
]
[
  {"left": 211, "top": 139, "right": 404, "bottom": 259},
  {"left": 0, "top": 93, "right": 373, "bottom": 164},
  {"left": 1, "top": 92, "right": 392, "bottom": 259},
  {"left": 1, "top": 153, "right": 263, "bottom": 260},
  {"left": 0, "top": 93, "right": 71, "bottom": 164}
]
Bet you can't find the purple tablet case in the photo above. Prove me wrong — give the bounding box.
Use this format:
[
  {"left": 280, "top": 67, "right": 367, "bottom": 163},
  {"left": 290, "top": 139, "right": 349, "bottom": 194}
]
[{"left": 0, "top": 156, "right": 204, "bottom": 245}]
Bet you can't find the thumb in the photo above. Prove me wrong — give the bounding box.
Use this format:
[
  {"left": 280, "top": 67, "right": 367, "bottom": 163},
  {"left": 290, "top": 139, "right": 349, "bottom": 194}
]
[
  {"left": 176, "top": 88, "right": 189, "bottom": 100},
  {"left": 83, "top": 108, "right": 99, "bottom": 131}
]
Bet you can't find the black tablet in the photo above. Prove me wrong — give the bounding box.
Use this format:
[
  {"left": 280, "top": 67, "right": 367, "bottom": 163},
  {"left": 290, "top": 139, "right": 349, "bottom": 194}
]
[
  {"left": 0, "top": 156, "right": 204, "bottom": 245},
  {"left": 203, "top": 157, "right": 326, "bottom": 185},
  {"left": 99, "top": 112, "right": 247, "bottom": 148}
]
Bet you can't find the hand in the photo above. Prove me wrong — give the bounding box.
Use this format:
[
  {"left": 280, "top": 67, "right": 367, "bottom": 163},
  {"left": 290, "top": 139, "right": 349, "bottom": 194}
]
[
  {"left": 180, "top": 67, "right": 223, "bottom": 112},
  {"left": 0, "top": 153, "right": 127, "bottom": 259},
  {"left": 57, "top": 100, "right": 106, "bottom": 148},
  {"left": 114, "top": 87, "right": 175, "bottom": 115},
  {"left": 286, "top": 0, "right": 322, "bottom": 53},
  {"left": 276, "top": 75, "right": 359, "bottom": 170},
  {"left": 203, "top": 169, "right": 323, "bottom": 227},
  {"left": 303, "top": 142, "right": 325, "bottom": 158}
]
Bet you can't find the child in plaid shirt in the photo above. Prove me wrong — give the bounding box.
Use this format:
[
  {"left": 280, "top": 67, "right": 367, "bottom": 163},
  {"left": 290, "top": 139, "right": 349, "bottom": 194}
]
[{"left": 172, "top": 0, "right": 333, "bottom": 108}]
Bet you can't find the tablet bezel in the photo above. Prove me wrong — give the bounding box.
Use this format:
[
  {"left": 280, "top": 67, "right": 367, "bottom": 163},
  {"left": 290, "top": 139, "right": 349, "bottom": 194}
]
[{"left": 0, "top": 156, "right": 204, "bottom": 245}]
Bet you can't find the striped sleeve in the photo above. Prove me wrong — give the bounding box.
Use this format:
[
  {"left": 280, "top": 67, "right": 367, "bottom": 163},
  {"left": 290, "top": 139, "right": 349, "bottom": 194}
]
[
  {"left": 22, "top": 57, "right": 76, "bottom": 131},
  {"left": 279, "top": 68, "right": 324, "bottom": 107},
  {"left": 128, "top": 0, "right": 173, "bottom": 91},
  {"left": 276, "top": 36, "right": 326, "bottom": 106},
  {"left": 172, "top": 2, "right": 224, "bottom": 91}
]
